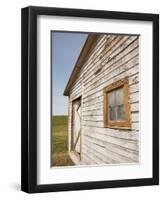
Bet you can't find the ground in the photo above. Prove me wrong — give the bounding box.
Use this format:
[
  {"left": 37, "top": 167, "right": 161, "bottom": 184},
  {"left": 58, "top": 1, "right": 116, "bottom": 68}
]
[{"left": 52, "top": 115, "right": 74, "bottom": 166}]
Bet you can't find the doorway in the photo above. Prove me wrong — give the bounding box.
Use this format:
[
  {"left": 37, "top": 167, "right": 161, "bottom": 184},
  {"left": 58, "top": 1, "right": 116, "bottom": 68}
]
[{"left": 71, "top": 97, "right": 82, "bottom": 160}]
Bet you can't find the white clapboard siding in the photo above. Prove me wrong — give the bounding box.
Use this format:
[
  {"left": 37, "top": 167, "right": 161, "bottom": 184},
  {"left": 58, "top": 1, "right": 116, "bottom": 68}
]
[
  {"left": 83, "top": 136, "right": 138, "bottom": 163},
  {"left": 83, "top": 67, "right": 139, "bottom": 99},
  {"left": 68, "top": 35, "right": 140, "bottom": 165},
  {"left": 84, "top": 131, "right": 139, "bottom": 151},
  {"left": 130, "top": 102, "right": 139, "bottom": 112},
  {"left": 83, "top": 39, "right": 139, "bottom": 87},
  {"left": 83, "top": 112, "right": 139, "bottom": 123},
  {"left": 82, "top": 144, "right": 119, "bottom": 164},
  {"left": 82, "top": 36, "right": 138, "bottom": 82},
  {"left": 83, "top": 126, "right": 139, "bottom": 141},
  {"left": 82, "top": 121, "right": 139, "bottom": 131}
]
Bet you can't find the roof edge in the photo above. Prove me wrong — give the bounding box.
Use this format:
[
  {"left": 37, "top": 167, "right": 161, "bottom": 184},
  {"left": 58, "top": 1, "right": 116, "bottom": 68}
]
[{"left": 63, "top": 34, "right": 100, "bottom": 96}]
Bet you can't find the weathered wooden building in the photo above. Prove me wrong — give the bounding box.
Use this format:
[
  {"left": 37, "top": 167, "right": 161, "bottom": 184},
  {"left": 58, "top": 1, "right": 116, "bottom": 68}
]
[{"left": 63, "top": 34, "right": 140, "bottom": 165}]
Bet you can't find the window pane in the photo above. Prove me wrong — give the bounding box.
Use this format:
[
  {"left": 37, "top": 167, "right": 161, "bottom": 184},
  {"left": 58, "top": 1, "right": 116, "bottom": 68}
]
[
  {"left": 115, "top": 87, "right": 124, "bottom": 105},
  {"left": 108, "top": 86, "right": 125, "bottom": 121},
  {"left": 109, "top": 90, "right": 116, "bottom": 106},
  {"left": 117, "top": 105, "right": 125, "bottom": 120},
  {"left": 109, "top": 106, "right": 116, "bottom": 120}
]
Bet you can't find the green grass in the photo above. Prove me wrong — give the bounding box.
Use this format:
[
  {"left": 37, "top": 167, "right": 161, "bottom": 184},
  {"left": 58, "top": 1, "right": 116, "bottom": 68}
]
[{"left": 52, "top": 115, "right": 74, "bottom": 166}]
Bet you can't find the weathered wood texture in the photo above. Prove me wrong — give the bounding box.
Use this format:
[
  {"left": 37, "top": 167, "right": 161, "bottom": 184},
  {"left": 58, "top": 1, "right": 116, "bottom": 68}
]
[{"left": 68, "top": 34, "right": 140, "bottom": 165}]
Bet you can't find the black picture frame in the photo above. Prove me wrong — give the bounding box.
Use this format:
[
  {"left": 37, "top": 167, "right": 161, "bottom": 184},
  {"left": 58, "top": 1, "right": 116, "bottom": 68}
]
[{"left": 21, "top": 6, "right": 159, "bottom": 193}]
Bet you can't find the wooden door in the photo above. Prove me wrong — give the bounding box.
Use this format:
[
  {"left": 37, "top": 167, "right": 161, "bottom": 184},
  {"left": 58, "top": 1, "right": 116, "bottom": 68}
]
[{"left": 72, "top": 97, "right": 81, "bottom": 157}]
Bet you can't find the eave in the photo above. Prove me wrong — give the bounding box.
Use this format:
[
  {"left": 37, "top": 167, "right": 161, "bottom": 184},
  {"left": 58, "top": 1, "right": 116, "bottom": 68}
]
[{"left": 63, "top": 34, "right": 100, "bottom": 96}]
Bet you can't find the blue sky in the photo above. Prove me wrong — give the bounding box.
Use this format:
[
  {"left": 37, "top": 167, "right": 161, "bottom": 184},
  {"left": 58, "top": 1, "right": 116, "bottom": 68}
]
[{"left": 52, "top": 32, "right": 88, "bottom": 115}]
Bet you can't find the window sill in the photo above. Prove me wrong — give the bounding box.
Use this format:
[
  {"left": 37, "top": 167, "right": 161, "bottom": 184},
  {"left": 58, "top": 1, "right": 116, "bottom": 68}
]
[{"left": 104, "top": 125, "right": 132, "bottom": 130}]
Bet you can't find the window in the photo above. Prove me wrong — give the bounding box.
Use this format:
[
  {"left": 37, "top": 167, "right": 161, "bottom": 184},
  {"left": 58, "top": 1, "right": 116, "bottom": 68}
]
[{"left": 103, "top": 78, "right": 131, "bottom": 129}]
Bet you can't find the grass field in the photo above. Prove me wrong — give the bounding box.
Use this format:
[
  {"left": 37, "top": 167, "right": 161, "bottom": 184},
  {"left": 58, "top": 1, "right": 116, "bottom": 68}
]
[{"left": 52, "top": 115, "right": 74, "bottom": 166}]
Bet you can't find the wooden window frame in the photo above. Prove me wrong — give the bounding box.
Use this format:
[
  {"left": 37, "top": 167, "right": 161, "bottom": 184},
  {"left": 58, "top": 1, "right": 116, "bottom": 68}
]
[{"left": 103, "top": 78, "right": 131, "bottom": 129}]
